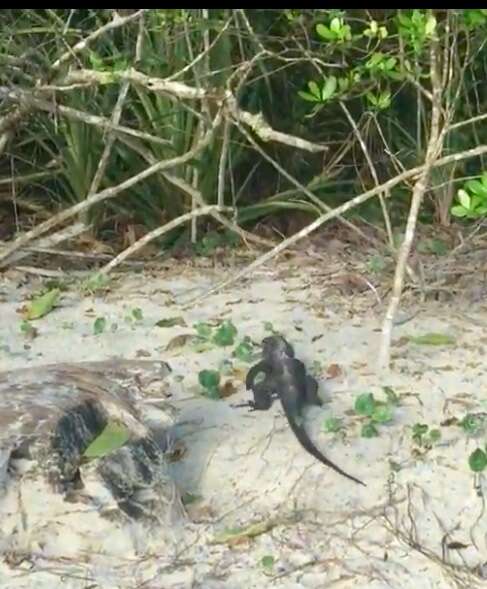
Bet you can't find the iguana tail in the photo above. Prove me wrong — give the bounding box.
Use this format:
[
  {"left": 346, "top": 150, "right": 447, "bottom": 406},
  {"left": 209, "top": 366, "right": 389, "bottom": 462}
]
[{"left": 283, "top": 408, "right": 366, "bottom": 486}]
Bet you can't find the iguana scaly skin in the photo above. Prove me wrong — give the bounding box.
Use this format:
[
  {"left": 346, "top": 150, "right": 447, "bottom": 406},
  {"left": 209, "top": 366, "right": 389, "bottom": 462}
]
[{"left": 242, "top": 335, "right": 365, "bottom": 486}]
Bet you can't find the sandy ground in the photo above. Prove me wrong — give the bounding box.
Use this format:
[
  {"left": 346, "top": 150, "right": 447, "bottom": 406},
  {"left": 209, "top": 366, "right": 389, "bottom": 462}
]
[{"left": 1, "top": 254, "right": 487, "bottom": 589}]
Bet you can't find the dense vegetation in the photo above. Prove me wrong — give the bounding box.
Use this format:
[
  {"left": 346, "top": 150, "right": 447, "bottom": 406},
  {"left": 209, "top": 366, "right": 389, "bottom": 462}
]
[{"left": 1, "top": 9, "right": 487, "bottom": 255}]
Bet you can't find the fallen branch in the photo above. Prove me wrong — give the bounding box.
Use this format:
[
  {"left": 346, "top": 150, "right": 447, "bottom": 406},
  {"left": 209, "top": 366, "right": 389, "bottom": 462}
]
[
  {"left": 99, "top": 205, "right": 232, "bottom": 275},
  {"left": 0, "top": 222, "right": 88, "bottom": 266},
  {"left": 47, "top": 68, "right": 329, "bottom": 153}
]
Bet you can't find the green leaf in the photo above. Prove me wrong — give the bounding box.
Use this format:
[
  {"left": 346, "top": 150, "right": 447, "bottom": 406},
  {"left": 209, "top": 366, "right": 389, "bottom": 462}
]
[
  {"left": 298, "top": 90, "right": 319, "bottom": 102},
  {"left": 194, "top": 322, "right": 213, "bottom": 339},
  {"left": 316, "top": 23, "right": 334, "bottom": 41},
  {"left": 354, "top": 393, "right": 376, "bottom": 416},
  {"left": 198, "top": 369, "right": 220, "bottom": 390},
  {"left": 24, "top": 288, "right": 60, "bottom": 320},
  {"left": 321, "top": 76, "right": 337, "bottom": 101},
  {"left": 460, "top": 413, "right": 485, "bottom": 435},
  {"left": 132, "top": 307, "right": 143, "bottom": 321},
  {"left": 367, "top": 92, "right": 379, "bottom": 105},
  {"left": 93, "top": 316, "right": 107, "bottom": 335},
  {"left": 361, "top": 423, "right": 379, "bottom": 438},
  {"left": 261, "top": 555, "right": 275, "bottom": 570},
  {"left": 83, "top": 422, "right": 130, "bottom": 459},
  {"left": 213, "top": 320, "right": 238, "bottom": 347},
  {"left": 385, "top": 57, "right": 397, "bottom": 70},
  {"left": 371, "top": 403, "right": 393, "bottom": 424},
  {"left": 156, "top": 316, "right": 187, "bottom": 328},
  {"left": 465, "top": 180, "right": 487, "bottom": 197},
  {"left": 323, "top": 416, "right": 343, "bottom": 433},
  {"left": 233, "top": 338, "right": 255, "bottom": 363},
  {"left": 263, "top": 321, "right": 275, "bottom": 332},
  {"left": 408, "top": 333, "right": 456, "bottom": 346},
  {"left": 412, "top": 423, "right": 429, "bottom": 438},
  {"left": 469, "top": 448, "right": 487, "bottom": 472},
  {"left": 308, "top": 81, "right": 321, "bottom": 99},
  {"left": 450, "top": 205, "right": 468, "bottom": 218},
  {"left": 429, "top": 429, "right": 441, "bottom": 442},
  {"left": 457, "top": 189, "right": 471, "bottom": 209},
  {"left": 330, "top": 17, "right": 342, "bottom": 33}
]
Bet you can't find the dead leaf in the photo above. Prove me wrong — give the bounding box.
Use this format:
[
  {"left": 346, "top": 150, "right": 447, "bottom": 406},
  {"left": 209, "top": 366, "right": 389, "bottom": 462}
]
[
  {"left": 220, "top": 380, "right": 238, "bottom": 398},
  {"left": 165, "top": 334, "right": 196, "bottom": 351},
  {"left": 326, "top": 363, "right": 343, "bottom": 379},
  {"left": 135, "top": 349, "right": 151, "bottom": 358}
]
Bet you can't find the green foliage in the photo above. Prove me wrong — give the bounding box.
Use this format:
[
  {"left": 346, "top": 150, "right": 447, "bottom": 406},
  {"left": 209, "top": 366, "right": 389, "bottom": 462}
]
[
  {"left": 469, "top": 448, "right": 487, "bottom": 472},
  {"left": 411, "top": 423, "right": 441, "bottom": 449},
  {"left": 460, "top": 413, "right": 486, "bottom": 436},
  {"left": 198, "top": 369, "right": 221, "bottom": 399},
  {"left": 451, "top": 173, "right": 487, "bottom": 219},
  {"left": 3, "top": 9, "right": 487, "bottom": 244},
  {"left": 93, "top": 316, "right": 107, "bottom": 335},
  {"left": 83, "top": 422, "right": 130, "bottom": 459},
  {"left": 23, "top": 288, "right": 60, "bottom": 320},
  {"left": 323, "top": 416, "right": 344, "bottom": 433},
  {"left": 354, "top": 391, "right": 398, "bottom": 437}
]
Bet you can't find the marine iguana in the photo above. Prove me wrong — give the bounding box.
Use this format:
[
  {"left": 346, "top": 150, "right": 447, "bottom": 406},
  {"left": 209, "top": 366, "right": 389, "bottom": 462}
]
[{"left": 240, "top": 335, "right": 365, "bottom": 487}]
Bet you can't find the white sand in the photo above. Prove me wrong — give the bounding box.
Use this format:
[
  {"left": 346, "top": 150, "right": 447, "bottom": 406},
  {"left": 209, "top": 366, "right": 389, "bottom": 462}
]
[{"left": 1, "top": 258, "right": 486, "bottom": 588}]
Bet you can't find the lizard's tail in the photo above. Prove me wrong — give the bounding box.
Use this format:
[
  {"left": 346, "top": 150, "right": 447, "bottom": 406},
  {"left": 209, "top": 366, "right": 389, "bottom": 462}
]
[{"left": 285, "top": 414, "right": 366, "bottom": 487}]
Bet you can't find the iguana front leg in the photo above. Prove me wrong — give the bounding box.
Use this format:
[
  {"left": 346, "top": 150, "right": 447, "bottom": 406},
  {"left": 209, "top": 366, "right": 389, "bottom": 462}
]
[{"left": 245, "top": 360, "right": 270, "bottom": 391}]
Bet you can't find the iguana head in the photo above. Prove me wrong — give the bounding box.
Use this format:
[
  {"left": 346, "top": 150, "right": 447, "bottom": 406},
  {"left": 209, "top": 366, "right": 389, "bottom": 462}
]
[{"left": 261, "top": 335, "right": 294, "bottom": 361}]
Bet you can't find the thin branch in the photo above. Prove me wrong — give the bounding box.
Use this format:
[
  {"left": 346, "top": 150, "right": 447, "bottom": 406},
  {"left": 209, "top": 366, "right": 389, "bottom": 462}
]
[
  {"left": 115, "top": 132, "right": 276, "bottom": 249},
  {"left": 183, "top": 141, "right": 487, "bottom": 306},
  {"left": 0, "top": 222, "right": 88, "bottom": 266},
  {"left": 233, "top": 116, "right": 383, "bottom": 250},
  {"left": 99, "top": 205, "right": 231, "bottom": 275},
  {"left": 340, "top": 102, "right": 394, "bottom": 249},
  {"left": 50, "top": 10, "right": 145, "bottom": 73},
  {"left": 47, "top": 68, "right": 329, "bottom": 153},
  {"left": 378, "top": 29, "right": 445, "bottom": 370},
  {"left": 218, "top": 119, "right": 231, "bottom": 209}
]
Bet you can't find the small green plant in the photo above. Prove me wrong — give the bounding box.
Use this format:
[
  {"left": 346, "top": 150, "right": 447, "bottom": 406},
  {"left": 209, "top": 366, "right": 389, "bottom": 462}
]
[
  {"left": 354, "top": 391, "right": 396, "bottom": 438},
  {"left": 131, "top": 307, "right": 144, "bottom": 321},
  {"left": 451, "top": 173, "right": 487, "bottom": 219},
  {"left": 361, "top": 423, "right": 379, "bottom": 438},
  {"left": 411, "top": 423, "right": 441, "bottom": 448},
  {"left": 316, "top": 17, "right": 352, "bottom": 43},
  {"left": 212, "top": 320, "right": 238, "bottom": 347},
  {"left": 261, "top": 555, "right": 275, "bottom": 574},
  {"left": 460, "top": 413, "right": 486, "bottom": 436},
  {"left": 298, "top": 76, "right": 338, "bottom": 104},
  {"left": 323, "top": 416, "right": 344, "bottom": 433},
  {"left": 469, "top": 448, "right": 487, "bottom": 472},
  {"left": 93, "top": 316, "right": 107, "bottom": 335},
  {"left": 232, "top": 336, "right": 257, "bottom": 363},
  {"left": 81, "top": 273, "right": 111, "bottom": 295},
  {"left": 198, "top": 369, "right": 221, "bottom": 399}
]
